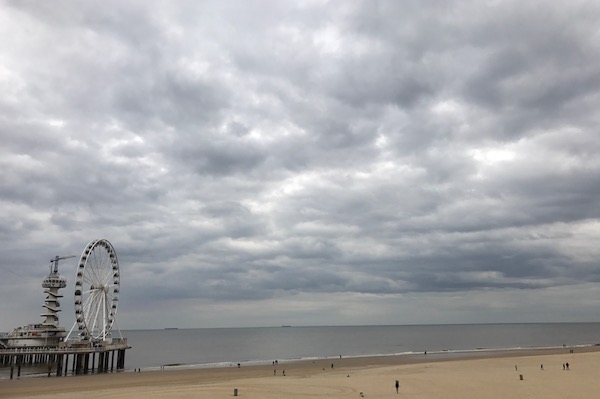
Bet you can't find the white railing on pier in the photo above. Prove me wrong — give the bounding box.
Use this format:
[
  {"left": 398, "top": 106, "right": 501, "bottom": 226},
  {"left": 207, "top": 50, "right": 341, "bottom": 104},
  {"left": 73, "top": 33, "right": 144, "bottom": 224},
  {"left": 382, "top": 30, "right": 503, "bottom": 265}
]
[{"left": 0, "top": 339, "right": 129, "bottom": 355}]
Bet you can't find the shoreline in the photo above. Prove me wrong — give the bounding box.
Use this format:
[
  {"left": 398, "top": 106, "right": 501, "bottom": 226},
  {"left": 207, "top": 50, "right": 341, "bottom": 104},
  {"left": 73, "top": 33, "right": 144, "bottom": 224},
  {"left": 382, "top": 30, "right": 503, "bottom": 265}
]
[
  {"left": 128, "top": 342, "right": 600, "bottom": 372},
  {"left": 3, "top": 345, "right": 600, "bottom": 398},
  {"left": 3, "top": 343, "right": 595, "bottom": 377},
  {"left": 138, "top": 342, "right": 599, "bottom": 371}
]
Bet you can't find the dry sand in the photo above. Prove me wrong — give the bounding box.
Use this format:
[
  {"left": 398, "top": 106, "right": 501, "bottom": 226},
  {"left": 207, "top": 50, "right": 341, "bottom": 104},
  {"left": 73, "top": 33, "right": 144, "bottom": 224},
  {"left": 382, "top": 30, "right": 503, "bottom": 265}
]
[{"left": 2, "top": 346, "right": 600, "bottom": 398}]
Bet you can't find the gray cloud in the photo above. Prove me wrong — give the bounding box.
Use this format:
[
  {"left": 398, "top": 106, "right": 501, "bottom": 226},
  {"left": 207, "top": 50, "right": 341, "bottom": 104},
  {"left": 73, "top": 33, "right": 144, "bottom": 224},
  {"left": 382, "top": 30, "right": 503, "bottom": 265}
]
[{"left": 1, "top": 0, "right": 600, "bottom": 330}]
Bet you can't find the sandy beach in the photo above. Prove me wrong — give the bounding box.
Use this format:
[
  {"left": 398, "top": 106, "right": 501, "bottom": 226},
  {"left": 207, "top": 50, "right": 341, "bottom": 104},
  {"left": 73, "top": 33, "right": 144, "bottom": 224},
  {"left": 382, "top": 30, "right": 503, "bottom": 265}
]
[{"left": 3, "top": 346, "right": 600, "bottom": 398}]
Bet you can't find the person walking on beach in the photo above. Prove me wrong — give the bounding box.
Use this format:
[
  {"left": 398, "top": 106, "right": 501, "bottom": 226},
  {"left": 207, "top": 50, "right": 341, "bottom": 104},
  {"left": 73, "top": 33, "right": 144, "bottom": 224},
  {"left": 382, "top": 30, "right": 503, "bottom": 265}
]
[{"left": 395, "top": 380, "right": 400, "bottom": 393}]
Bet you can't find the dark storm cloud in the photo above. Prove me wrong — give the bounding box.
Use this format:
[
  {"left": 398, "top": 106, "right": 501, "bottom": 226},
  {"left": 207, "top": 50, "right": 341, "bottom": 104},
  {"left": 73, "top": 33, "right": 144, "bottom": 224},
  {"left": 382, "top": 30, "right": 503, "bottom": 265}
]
[{"left": 1, "top": 0, "right": 600, "bottom": 329}]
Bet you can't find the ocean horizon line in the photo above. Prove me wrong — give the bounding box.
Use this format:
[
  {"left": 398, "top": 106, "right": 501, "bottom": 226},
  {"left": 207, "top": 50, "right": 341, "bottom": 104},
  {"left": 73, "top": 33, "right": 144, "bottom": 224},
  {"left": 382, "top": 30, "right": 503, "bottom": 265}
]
[{"left": 119, "top": 321, "right": 600, "bottom": 331}]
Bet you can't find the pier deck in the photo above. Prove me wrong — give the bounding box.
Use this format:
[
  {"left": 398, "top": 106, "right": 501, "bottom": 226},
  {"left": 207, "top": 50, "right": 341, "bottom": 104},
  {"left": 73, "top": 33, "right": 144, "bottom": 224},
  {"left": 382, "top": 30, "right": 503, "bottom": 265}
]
[{"left": 0, "top": 338, "right": 130, "bottom": 378}]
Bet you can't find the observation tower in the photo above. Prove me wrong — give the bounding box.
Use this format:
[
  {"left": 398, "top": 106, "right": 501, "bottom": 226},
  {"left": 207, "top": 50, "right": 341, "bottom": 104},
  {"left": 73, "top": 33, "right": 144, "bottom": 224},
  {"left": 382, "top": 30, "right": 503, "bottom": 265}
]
[
  {"left": 1, "top": 256, "right": 73, "bottom": 347},
  {"left": 41, "top": 256, "right": 72, "bottom": 329}
]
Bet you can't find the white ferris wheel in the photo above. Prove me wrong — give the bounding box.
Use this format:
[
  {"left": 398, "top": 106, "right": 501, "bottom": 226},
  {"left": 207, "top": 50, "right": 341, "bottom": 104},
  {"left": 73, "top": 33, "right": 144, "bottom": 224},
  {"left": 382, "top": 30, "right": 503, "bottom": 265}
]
[{"left": 69, "top": 239, "right": 121, "bottom": 342}]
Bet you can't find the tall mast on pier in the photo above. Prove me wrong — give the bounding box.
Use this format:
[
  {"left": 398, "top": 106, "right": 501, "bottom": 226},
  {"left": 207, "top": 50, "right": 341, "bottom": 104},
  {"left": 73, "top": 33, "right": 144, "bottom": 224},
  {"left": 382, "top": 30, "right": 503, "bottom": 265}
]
[{"left": 40, "top": 255, "right": 74, "bottom": 328}]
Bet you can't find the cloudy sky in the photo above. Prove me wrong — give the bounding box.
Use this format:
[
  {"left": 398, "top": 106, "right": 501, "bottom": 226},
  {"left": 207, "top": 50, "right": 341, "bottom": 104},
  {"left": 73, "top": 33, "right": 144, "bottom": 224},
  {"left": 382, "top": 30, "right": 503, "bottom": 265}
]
[{"left": 1, "top": 0, "right": 600, "bottom": 331}]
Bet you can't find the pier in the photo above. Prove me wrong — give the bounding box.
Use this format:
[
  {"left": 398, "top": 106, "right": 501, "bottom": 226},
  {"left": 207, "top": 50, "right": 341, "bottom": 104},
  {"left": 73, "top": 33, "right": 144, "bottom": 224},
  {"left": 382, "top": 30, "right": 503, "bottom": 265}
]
[{"left": 0, "top": 338, "right": 129, "bottom": 378}]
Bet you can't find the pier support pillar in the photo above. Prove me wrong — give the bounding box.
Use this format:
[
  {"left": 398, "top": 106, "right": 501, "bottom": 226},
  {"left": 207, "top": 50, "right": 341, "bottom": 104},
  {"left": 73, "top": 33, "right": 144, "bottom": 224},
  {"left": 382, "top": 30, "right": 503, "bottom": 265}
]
[
  {"left": 117, "top": 349, "right": 126, "bottom": 370},
  {"left": 98, "top": 352, "right": 104, "bottom": 372},
  {"left": 64, "top": 354, "right": 69, "bottom": 376},
  {"left": 76, "top": 354, "right": 85, "bottom": 375},
  {"left": 56, "top": 355, "right": 63, "bottom": 376},
  {"left": 84, "top": 353, "right": 90, "bottom": 374}
]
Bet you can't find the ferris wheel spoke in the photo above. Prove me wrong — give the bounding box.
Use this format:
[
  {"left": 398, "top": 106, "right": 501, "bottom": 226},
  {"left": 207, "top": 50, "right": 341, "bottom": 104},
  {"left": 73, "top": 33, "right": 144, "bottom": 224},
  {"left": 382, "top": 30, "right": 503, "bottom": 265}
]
[
  {"left": 82, "top": 292, "right": 100, "bottom": 322},
  {"left": 81, "top": 290, "right": 98, "bottom": 310},
  {"left": 87, "top": 293, "right": 103, "bottom": 334},
  {"left": 87, "top": 258, "right": 104, "bottom": 285},
  {"left": 91, "top": 247, "right": 108, "bottom": 281},
  {"left": 81, "top": 289, "right": 94, "bottom": 295},
  {"left": 82, "top": 274, "right": 109, "bottom": 288},
  {"left": 91, "top": 298, "right": 103, "bottom": 334},
  {"left": 83, "top": 265, "right": 103, "bottom": 281},
  {"left": 88, "top": 261, "right": 102, "bottom": 284}
]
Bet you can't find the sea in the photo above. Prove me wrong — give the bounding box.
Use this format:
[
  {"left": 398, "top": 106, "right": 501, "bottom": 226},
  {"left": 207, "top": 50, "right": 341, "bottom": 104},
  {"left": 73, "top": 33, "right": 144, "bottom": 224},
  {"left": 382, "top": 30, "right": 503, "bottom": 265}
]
[
  {"left": 2, "top": 323, "right": 600, "bottom": 378},
  {"left": 123, "top": 323, "right": 600, "bottom": 370}
]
